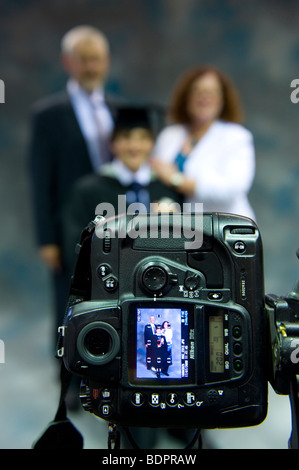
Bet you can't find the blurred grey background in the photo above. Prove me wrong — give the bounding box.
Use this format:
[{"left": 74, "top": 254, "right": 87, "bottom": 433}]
[{"left": 0, "top": 0, "right": 298, "bottom": 449}]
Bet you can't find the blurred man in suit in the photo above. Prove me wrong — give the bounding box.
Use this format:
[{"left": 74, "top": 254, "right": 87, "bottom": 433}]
[
  {"left": 144, "top": 315, "right": 157, "bottom": 370},
  {"left": 28, "top": 25, "right": 120, "bottom": 343}
]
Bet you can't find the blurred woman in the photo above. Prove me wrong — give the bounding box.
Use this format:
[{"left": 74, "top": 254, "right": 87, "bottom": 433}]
[
  {"left": 151, "top": 65, "right": 256, "bottom": 220},
  {"left": 162, "top": 320, "right": 173, "bottom": 371}
]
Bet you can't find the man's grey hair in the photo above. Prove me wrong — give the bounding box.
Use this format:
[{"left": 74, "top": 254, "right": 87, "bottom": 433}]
[{"left": 61, "top": 25, "right": 110, "bottom": 55}]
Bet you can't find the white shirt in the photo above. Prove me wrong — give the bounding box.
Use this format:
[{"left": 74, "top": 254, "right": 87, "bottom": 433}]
[
  {"left": 67, "top": 79, "right": 114, "bottom": 170},
  {"left": 152, "top": 120, "right": 256, "bottom": 220},
  {"left": 108, "top": 159, "right": 152, "bottom": 186}
]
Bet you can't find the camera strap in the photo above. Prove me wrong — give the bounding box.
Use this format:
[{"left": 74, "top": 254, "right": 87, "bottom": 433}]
[
  {"left": 33, "top": 218, "right": 109, "bottom": 449},
  {"left": 32, "top": 360, "right": 84, "bottom": 449},
  {"left": 32, "top": 222, "right": 99, "bottom": 449},
  {"left": 289, "top": 374, "right": 299, "bottom": 449}
]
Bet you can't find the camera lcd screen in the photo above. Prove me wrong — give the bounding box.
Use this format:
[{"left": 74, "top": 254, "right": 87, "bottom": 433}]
[
  {"left": 209, "top": 314, "right": 224, "bottom": 373},
  {"left": 135, "top": 306, "right": 193, "bottom": 382}
]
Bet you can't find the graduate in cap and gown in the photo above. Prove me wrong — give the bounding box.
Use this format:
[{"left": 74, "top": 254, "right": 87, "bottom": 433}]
[{"left": 62, "top": 106, "right": 183, "bottom": 276}]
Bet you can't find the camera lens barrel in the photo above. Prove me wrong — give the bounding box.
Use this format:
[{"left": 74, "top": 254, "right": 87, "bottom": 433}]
[{"left": 77, "top": 322, "right": 120, "bottom": 365}]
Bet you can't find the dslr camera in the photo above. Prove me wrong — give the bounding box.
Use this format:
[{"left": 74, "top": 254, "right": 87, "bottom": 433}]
[{"left": 58, "top": 212, "right": 299, "bottom": 446}]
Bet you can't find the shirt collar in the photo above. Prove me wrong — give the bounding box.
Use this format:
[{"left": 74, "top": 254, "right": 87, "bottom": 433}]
[
  {"left": 67, "top": 78, "right": 104, "bottom": 104},
  {"left": 112, "top": 159, "right": 152, "bottom": 186}
]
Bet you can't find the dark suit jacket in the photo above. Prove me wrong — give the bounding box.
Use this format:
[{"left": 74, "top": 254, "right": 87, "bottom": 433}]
[
  {"left": 62, "top": 170, "right": 183, "bottom": 274},
  {"left": 28, "top": 90, "right": 120, "bottom": 247},
  {"left": 144, "top": 323, "right": 157, "bottom": 345}
]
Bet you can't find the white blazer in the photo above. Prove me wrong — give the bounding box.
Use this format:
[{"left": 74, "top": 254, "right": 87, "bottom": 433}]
[{"left": 152, "top": 120, "right": 256, "bottom": 220}]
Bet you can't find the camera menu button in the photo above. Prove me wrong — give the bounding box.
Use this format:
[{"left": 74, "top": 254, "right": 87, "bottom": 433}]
[{"left": 149, "top": 393, "right": 161, "bottom": 407}]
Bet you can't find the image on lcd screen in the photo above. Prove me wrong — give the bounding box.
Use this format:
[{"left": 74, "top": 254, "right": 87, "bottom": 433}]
[{"left": 136, "top": 307, "right": 189, "bottom": 380}]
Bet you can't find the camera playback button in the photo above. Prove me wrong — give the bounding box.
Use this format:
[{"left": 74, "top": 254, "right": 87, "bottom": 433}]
[{"left": 131, "top": 392, "right": 144, "bottom": 407}]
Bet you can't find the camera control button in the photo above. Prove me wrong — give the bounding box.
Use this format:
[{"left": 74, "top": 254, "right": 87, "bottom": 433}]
[
  {"left": 233, "top": 241, "right": 246, "bottom": 254},
  {"left": 208, "top": 292, "right": 223, "bottom": 301},
  {"left": 184, "top": 273, "right": 200, "bottom": 291},
  {"left": 97, "top": 264, "right": 111, "bottom": 278},
  {"left": 142, "top": 266, "right": 167, "bottom": 292},
  {"left": 101, "top": 388, "right": 112, "bottom": 399},
  {"left": 184, "top": 392, "right": 196, "bottom": 405},
  {"left": 233, "top": 342, "right": 242, "bottom": 355},
  {"left": 100, "top": 404, "right": 112, "bottom": 417},
  {"left": 233, "top": 359, "right": 243, "bottom": 372},
  {"left": 233, "top": 325, "right": 242, "bottom": 339},
  {"left": 132, "top": 392, "right": 144, "bottom": 407},
  {"left": 166, "top": 393, "right": 179, "bottom": 407},
  {"left": 149, "top": 393, "right": 161, "bottom": 407},
  {"left": 103, "top": 275, "right": 118, "bottom": 291}
]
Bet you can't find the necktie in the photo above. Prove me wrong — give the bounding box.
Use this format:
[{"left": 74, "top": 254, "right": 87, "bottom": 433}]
[
  {"left": 126, "top": 182, "right": 150, "bottom": 212},
  {"left": 90, "top": 96, "right": 113, "bottom": 165}
]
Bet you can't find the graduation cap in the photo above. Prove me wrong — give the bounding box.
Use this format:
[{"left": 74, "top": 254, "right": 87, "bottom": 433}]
[
  {"left": 111, "top": 105, "right": 165, "bottom": 139},
  {"left": 113, "top": 106, "right": 152, "bottom": 131}
]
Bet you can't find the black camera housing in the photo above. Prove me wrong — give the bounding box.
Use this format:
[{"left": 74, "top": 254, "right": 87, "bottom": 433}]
[{"left": 61, "top": 213, "right": 268, "bottom": 429}]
